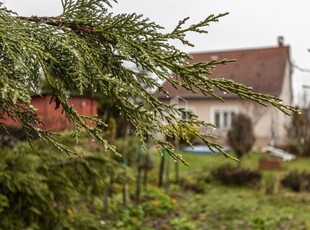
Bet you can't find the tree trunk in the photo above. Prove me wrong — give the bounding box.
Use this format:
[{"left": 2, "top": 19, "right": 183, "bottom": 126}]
[
  {"left": 175, "top": 161, "right": 179, "bottom": 183},
  {"left": 143, "top": 143, "right": 150, "bottom": 191},
  {"left": 158, "top": 149, "right": 165, "bottom": 187},
  {"left": 136, "top": 168, "right": 142, "bottom": 202},
  {"left": 174, "top": 139, "right": 180, "bottom": 183},
  {"left": 103, "top": 182, "right": 108, "bottom": 216},
  {"left": 136, "top": 143, "right": 142, "bottom": 202},
  {"left": 165, "top": 153, "right": 170, "bottom": 191},
  {"left": 143, "top": 168, "right": 148, "bottom": 192}
]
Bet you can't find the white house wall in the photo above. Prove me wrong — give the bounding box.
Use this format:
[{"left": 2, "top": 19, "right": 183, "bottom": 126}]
[
  {"left": 162, "top": 98, "right": 273, "bottom": 148},
  {"left": 276, "top": 59, "right": 293, "bottom": 146}
]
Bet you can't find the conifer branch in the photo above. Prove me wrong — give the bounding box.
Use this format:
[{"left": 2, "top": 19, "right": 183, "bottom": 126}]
[
  {"left": 15, "top": 16, "right": 116, "bottom": 45},
  {"left": 0, "top": 1, "right": 299, "bottom": 164}
]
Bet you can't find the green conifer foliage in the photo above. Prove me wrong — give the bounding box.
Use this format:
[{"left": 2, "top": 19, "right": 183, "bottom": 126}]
[
  {"left": 0, "top": 136, "right": 130, "bottom": 229},
  {"left": 0, "top": 0, "right": 298, "bottom": 164},
  {"left": 227, "top": 113, "right": 256, "bottom": 162}
]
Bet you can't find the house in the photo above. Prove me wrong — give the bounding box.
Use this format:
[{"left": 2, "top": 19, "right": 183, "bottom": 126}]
[
  {"left": 1, "top": 93, "right": 98, "bottom": 132},
  {"left": 154, "top": 38, "right": 293, "bottom": 149}
]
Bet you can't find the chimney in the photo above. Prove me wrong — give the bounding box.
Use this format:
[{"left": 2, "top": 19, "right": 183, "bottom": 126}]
[{"left": 278, "top": 36, "right": 284, "bottom": 46}]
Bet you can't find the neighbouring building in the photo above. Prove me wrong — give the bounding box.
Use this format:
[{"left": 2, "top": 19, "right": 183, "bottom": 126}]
[
  {"left": 1, "top": 93, "right": 97, "bottom": 132},
  {"left": 154, "top": 38, "right": 293, "bottom": 149}
]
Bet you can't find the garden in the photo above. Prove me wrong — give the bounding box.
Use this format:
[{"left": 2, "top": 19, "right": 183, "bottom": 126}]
[{"left": 1, "top": 133, "right": 310, "bottom": 230}]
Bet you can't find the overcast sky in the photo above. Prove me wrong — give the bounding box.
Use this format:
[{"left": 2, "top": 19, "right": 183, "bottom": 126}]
[{"left": 4, "top": 0, "right": 310, "bottom": 104}]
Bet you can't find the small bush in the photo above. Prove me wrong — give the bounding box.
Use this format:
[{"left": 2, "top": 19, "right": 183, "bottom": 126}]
[
  {"left": 141, "top": 188, "right": 176, "bottom": 215},
  {"left": 211, "top": 164, "right": 261, "bottom": 186},
  {"left": 300, "top": 143, "right": 310, "bottom": 157},
  {"left": 285, "top": 143, "right": 302, "bottom": 156},
  {"left": 281, "top": 171, "right": 310, "bottom": 192},
  {"left": 227, "top": 113, "right": 255, "bottom": 160},
  {"left": 170, "top": 217, "right": 196, "bottom": 230},
  {"left": 114, "top": 206, "right": 144, "bottom": 229},
  {"left": 285, "top": 143, "right": 310, "bottom": 157}
]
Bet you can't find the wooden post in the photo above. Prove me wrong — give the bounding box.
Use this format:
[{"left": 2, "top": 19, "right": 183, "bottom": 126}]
[
  {"left": 174, "top": 139, "right": 180, "bottom": 184},
  {"left": 136, "top": 143, "right": 142, "bottom": 202},
  {"left": 158, "top": 149, "right": 165, "bottom": 187},
  {"left": 143, "top": 143, "right": 150, "bottom": 192},
  {"left": 122, "top": 155, "right": 128, "bottom": 207},
  {"left": 165, "top": 151, "right": 170, "bottom": 191}
]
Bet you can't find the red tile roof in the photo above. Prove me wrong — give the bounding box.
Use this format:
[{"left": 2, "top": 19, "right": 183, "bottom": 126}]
[{"left": 155, "top": 45, "right": 290, "bottom": 99}]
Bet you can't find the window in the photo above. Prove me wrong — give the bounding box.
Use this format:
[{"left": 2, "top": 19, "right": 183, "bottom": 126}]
[
  {"left": 212, "top": 108, "right": 236, "bottom": 129},
  {"left": 215, "top": 112, "right": 220, "bottom": 127},
  {"left": 169, "top": 96, "right": 194, "bottom": 120},
  {"left": 181, "top": 109, "right": 193, "bottom": 120},
  {"left": 223, "top": 112, "right": 228, "bottom": 127}
]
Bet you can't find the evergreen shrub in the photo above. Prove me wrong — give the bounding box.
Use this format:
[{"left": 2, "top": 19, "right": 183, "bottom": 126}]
[
  {"left": 211, "top": 164, "right": 261, "bottom": 186},
  {"left": 281, "top": 171, "right": 310, "bottom": 192},
  {"left": 227, "top": 113, "right": 255, "bottom": 161}
]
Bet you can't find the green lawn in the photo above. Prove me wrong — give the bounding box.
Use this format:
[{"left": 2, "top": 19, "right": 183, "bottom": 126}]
[
  {"left": 176, "top": 185, "right": 310, "bottom": 229},
  {"left": 147, "top": 150, "right": 310, "bottom": 229}
]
